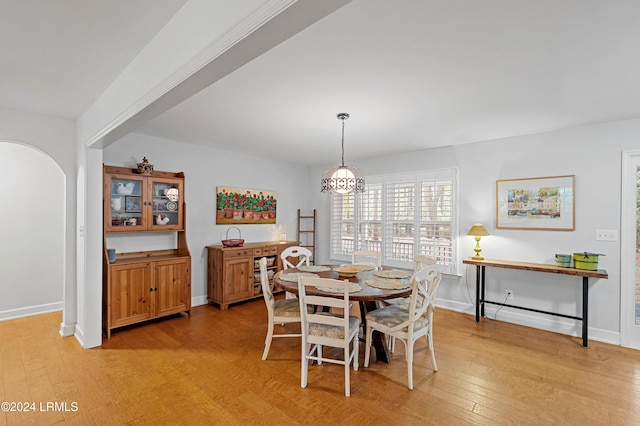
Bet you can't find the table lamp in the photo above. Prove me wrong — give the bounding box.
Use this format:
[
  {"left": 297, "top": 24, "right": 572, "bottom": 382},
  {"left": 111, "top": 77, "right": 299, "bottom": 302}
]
[{"left": 467, "top": 223, "right": 489, "bottom": 260}]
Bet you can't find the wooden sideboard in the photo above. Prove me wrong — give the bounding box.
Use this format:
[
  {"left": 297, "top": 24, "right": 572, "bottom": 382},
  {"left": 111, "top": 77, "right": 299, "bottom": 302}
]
[{"left": 206, "top": 241, "right": 298, "bottom": 309}]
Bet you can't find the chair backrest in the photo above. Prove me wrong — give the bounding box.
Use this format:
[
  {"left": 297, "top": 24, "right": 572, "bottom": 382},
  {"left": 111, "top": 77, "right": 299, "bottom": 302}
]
[
  {"left": 408, "top": 265, "right": 441, "bottom": 325},
  {"left": 298, "top": 276, "right": 352, "bottom": 346},
  {"left": 281, "top": 246, "right": 312, "bottom": 269},
  {"left": 351, "top": 250, "right": 381, "bottom": 269},
  {"left": 414, "top": 254, "right": 436, "bottom": 273},
  {"left": 259, "top": 257, "right": 275, "bottom": 314}
]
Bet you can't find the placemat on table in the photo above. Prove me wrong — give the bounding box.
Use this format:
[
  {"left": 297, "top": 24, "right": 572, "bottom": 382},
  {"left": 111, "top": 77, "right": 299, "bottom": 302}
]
[
  {"left": 279, "top": 272, "right": 319, "bottom": 282},
  {"left": 373, "top": 269, "right": 412, "bottom": 279},
  {"left": 315, "top": 282, "right": 363, "bottom": 293},
  {"left": 366, "top": 278, "right": 411, "bottom": 290},
  {"left": 297, "top": 265, "right": 332, "bottom": 272}
]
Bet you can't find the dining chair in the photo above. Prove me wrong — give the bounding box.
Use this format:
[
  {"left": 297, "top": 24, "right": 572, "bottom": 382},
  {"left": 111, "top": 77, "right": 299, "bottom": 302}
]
[
  {"left": 351, "top": 250, "right": 381, "bottom": 270},
  {"left": 414, "top": 254, "right": 436, "bottom": 272},
  {"left": 280, "top": 246, "right": 313, "bottom": 299},
  {"left": 386, "top": 254, "right": 437, "bottom": 352},
  {"left": 259, "top": 257, "right": 303, "bottom": 360},
  {"left": 363, "top": 265, "right": 441, "bottom": 390},
  {"left": 298, "top": 276, "right": 361, "bottom": 397},
  {"left": 281, "top": 246, "right": 313, "bottom": 269}
]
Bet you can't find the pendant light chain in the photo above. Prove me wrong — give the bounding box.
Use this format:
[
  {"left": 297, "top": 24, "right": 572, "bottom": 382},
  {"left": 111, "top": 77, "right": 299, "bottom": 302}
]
[{"left": 340, "top": 114, "right": 346, "bottom": 167}]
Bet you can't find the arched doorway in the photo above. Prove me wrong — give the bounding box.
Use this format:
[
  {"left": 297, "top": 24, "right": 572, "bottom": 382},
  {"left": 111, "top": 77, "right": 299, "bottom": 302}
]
[{"left": 0, "top": 141, "right": 65, "bottom": 320}]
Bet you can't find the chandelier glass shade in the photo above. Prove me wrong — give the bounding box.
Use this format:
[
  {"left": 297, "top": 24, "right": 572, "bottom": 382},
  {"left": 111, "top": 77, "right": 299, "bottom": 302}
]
[{"left": 321, "top": 113, "right": 365, "bottom": 194}]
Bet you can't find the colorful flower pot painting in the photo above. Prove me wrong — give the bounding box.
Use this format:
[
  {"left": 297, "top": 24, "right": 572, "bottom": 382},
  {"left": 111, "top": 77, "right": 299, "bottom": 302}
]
[{"left": 216, "top": 187, "right": 277, "bottom": 224}]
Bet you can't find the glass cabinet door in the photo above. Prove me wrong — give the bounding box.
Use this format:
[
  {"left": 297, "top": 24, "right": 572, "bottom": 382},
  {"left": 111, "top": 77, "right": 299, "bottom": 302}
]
[
  {"left": 106, "top": 174, "right": 145, "bottom": 231},
  {"left": 149, "top": 177, "right": 184, "bottom": 230}
]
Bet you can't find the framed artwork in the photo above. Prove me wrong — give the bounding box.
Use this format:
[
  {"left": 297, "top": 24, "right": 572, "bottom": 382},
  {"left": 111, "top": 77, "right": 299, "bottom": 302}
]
[
  {"left": 216, "top": 186, "right": 277, "bottom": 225},
  {"left": 496, "top": 175, "right": 575, "bottom": 230},
  {"left": 125, "top": 196, "right": 141, "bottom": 212}
]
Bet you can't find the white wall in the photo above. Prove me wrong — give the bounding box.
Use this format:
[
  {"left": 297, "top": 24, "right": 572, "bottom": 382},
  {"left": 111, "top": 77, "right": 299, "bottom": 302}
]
[
  {"left": 311, "top": 117, "right": 640, "bottom": 344},
  {"left": 0, "top": 107, "right": 76, "bottom": 334},
  {"left": 103, "top": 133, "right": 310, "bottom": 306}
]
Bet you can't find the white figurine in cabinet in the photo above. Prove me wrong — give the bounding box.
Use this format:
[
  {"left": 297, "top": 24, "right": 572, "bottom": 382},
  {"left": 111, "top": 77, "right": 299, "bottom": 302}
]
[
  {"left": 112, "top": 197, "right": 123, "bottom": 211},
  {"left": 156, "top": 214, "right": 170, "bottom": 225},
  {"left": 116, "top": 182, "right": 135, "bottom": 195}
]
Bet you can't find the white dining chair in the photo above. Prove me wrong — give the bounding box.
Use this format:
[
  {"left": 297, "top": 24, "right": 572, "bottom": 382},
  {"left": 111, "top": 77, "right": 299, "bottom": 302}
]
[
  {"left": 351, "top": 250, "right": 381, "bottom": 270},
  {"left": 259, "top": 257, "right": 303, "bottom": 360},
  {"left": 387, "top": 254, "right": 437, "bottom": 352},
  {"left": 364, "top": 265, "right": 441, "bottom": 390},
  {"left": 280, "top": 246, "right": 313, "bottom": 299},
  {"left": 414, "top": 254, "right": 436, "bottom": 272},
  {"left": 281, "top": 246, "right": 313, "bottom": 269},
  {"left": 298, "top": 276, "right": 360, "bottom": 397}
]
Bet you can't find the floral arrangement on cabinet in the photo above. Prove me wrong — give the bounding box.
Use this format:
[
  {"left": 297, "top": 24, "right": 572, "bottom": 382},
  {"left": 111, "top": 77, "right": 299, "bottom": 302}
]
[{"left": 216, "top": 187, "right": 277, "bottom": 224}]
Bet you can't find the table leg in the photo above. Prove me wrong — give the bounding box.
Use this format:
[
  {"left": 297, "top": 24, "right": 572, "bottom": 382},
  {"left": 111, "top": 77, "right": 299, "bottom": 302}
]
[
  {"left": 582, "top": 277, "right": 588, "bottom": 347},
  {"left": 475, "top": 265, "right": 480, "bottom": 322},
  {"left": 361, "top": 300, "right": 391, "bottom": 364},
  {"left": 481, "top": 266, "right": 486, "bottom": 318}
]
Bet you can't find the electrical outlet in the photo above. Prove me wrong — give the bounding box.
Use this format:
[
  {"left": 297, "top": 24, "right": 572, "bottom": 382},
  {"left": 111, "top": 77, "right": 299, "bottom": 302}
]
[
  {"left": 506, "top": 289, "right": 513, "bottom": 300},
  {"left": 595, "top": 229, "right": 617, "bottom": 241}
]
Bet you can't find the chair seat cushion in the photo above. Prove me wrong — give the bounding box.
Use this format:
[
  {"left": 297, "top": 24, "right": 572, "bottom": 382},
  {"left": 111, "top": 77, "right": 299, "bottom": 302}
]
[
  {"left": 366, "top": 305, "right": 428, "bottom": 331},
  {"left": 383, "top": 297, "right": 409, "bottom": 307},
  {"left": 309, "top": 314, "right": 361, "bottom": 339},
  {"left": 273, "top": 298, "right": 302, "bottom": 317}
]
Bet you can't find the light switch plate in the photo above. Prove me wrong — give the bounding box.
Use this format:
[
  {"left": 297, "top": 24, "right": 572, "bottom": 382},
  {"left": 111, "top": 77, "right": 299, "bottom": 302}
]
[{"left": 595, "top": 229, "right": 617, "bottom": 241}]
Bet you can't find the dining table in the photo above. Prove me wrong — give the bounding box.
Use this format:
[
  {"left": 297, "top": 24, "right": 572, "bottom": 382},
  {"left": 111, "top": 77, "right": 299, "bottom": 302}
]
[{"left": 273, "top": 265, "right": 413, "bottom": 364}]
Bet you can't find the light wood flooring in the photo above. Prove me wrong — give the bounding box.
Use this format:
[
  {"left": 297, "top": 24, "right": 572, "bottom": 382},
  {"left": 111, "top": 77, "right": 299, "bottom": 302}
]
[{"left": 2, "top": 300, "right": 640, "bottom": 425}]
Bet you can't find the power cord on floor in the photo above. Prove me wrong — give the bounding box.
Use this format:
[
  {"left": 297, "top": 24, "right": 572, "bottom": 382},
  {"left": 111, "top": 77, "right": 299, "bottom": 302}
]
[
  {"left": 493, "top": 292, "right": 510, "bottom": 320},
  {"left": 464, "top": 264, "right": 475, "bottom": 306},
  {"left": 464, "top": 264, "right": 509, "bottom": 320}
]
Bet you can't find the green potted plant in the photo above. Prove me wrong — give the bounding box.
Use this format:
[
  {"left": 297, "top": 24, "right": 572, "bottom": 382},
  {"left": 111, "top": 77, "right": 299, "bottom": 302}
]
[
  {"left": 267, "top": 195, "right": 276, "bottom": 218},
  {"left": 216, "top": 191, "right": 226, "bottom": 219},
  {"left": 232, "top": 192, "right": 243, "bottom": 220},
  {"left": 220, "top": 189, "right": 233, "bottom": 218},
  {"left": 243, "top": 192, "right": 252, "bottom": 220}
]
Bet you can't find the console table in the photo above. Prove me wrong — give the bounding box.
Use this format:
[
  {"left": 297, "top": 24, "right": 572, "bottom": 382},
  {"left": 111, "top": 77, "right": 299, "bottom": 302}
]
[{"left": 462, "top": 258, "right": 608, "bottom": 347}]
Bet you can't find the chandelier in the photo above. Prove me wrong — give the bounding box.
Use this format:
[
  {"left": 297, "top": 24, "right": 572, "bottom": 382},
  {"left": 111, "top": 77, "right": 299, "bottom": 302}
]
[{"left": 321, "top": 113, "right": 365, "bottom": 194}]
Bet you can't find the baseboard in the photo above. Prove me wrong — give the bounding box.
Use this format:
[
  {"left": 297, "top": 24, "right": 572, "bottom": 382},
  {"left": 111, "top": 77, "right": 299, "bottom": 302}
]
[
  {"left": 74, "top": 324, "right": 85, "bottom": 348},
  {"left": 0, "top": 302, "right": 62, "bottom": 322},
  {"left": 436, "top": 298, "right": 621, "bottom": 346},
  {"left": 59, "top": 321, "right": 75, "bottom": 337},
  {"left": 191, "top": 295, "right": 208, "bottom": 307}
]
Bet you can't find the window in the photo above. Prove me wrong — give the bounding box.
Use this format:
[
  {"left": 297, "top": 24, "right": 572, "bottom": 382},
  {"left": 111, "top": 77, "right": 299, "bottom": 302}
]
[{"left": 330, "top": 168, "right": 458, "bottom": 274}]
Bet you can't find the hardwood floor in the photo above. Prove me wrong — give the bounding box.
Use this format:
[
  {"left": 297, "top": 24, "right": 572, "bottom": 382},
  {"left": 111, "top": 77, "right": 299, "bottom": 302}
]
[{"left": 2, "top": 300, "right": 640, "bottom": 425}]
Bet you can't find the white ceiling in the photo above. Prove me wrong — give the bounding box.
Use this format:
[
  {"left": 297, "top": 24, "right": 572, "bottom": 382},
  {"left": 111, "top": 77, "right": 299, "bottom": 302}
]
[
  {"left": 4, "top": 0, "right": 640, "bottom": 166},
  {"left": 0, "top": 0, "right": 187, "bottom": 119}
]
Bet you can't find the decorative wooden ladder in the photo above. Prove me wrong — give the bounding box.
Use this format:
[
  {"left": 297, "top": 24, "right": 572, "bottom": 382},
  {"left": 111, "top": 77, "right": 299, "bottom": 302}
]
[{"left": 297, "top": 209, "right": 316, "bottom": 264}]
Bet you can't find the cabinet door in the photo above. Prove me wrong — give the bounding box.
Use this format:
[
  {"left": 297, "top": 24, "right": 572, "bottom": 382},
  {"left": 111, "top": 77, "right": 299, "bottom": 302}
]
[
  {"left": 154, "top": 258, "right": 191, "bottom": 317},
  {"left": 104, "top": 173, "right": 146, "bottom": 232},
  {"left": 222, "top": 256, "right": 253, "bottom": 302},
  {"left": 109, "top": 263, "right": 152, "bottom": 327},
  {"left": 148, "top": 177, "right": 184, "bottom": 231}
]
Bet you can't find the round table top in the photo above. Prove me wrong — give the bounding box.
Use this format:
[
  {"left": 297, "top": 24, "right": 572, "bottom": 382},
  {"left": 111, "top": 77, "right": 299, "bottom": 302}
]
[{"left": 273, "top": 266, "right": 413, "bottom": 302}]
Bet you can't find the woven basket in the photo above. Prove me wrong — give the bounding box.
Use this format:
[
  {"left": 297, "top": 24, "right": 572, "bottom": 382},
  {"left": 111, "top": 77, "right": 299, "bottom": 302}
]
[{"left": 222, "top": 227, "right": 244, "bottom": 247}]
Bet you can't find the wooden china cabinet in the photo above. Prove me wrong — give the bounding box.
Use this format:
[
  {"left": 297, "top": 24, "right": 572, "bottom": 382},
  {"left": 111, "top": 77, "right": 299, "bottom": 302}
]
[{"left": 103, "top": 165, "right": 191, "bottom": 338}]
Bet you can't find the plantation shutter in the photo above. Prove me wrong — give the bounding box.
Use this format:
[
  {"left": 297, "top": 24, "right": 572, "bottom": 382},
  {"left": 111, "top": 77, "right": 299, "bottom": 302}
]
[
  {"left": 383, "top": 174, "right": 417, "bottom": 268},
  {"left": 330, "top": 191, "right": 355, "bottom": 258},
  {"left": 356, "top": 178, "right": 383, "bottom": 252}
]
